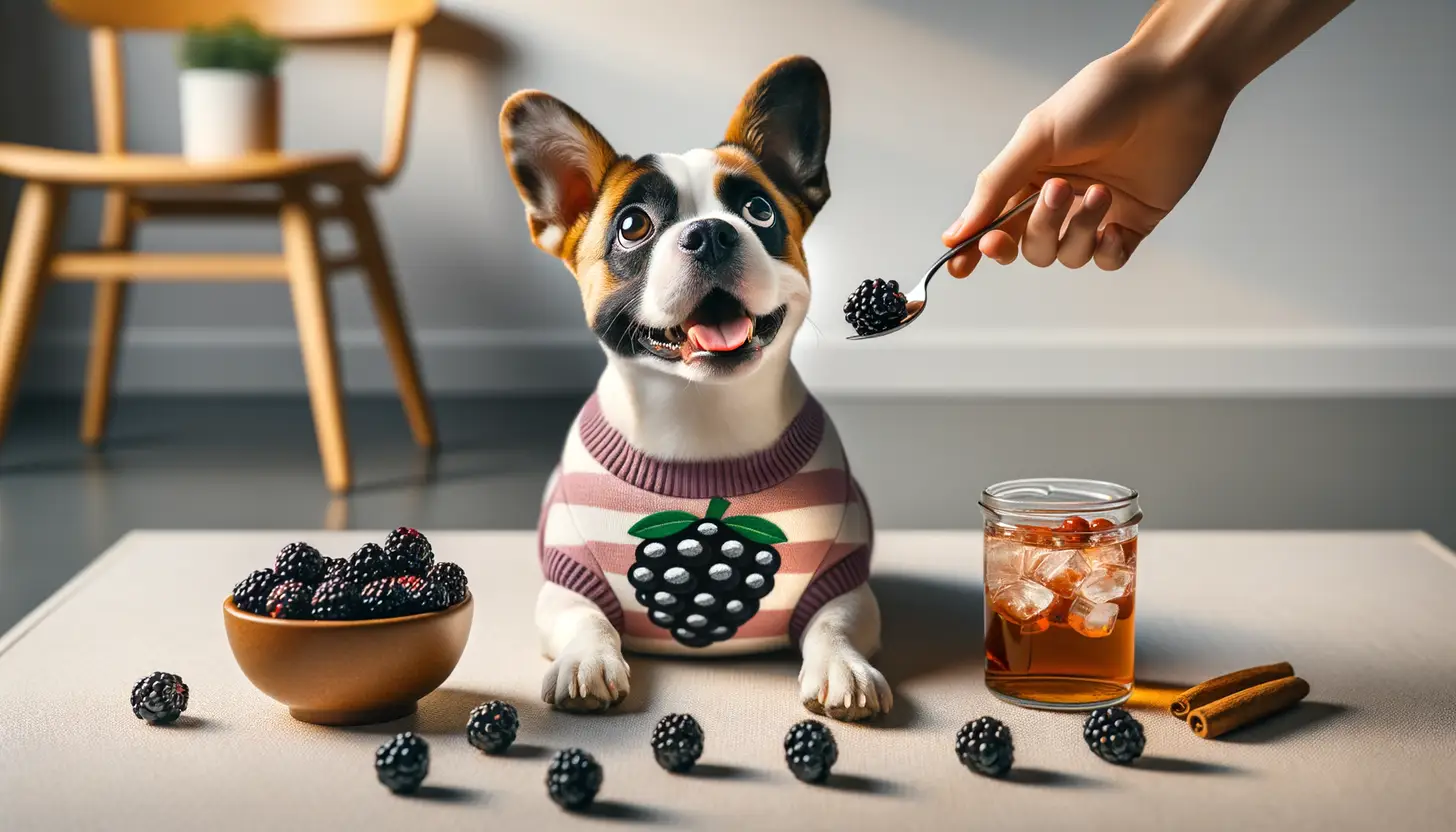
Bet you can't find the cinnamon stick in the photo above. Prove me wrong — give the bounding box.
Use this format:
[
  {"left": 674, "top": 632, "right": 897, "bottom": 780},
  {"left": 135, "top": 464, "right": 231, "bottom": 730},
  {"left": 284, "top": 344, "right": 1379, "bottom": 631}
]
[
  {"left": 1187, "top": 675, "right": 1310, "bottom": 739},
  {"left": 1170, "top": 661, "right": 1294, "bottom": 719}
]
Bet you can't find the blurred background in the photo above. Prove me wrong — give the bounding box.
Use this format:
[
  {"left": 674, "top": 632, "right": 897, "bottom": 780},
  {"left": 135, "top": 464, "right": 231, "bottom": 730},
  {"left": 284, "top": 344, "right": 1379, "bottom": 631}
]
[{"left": 0, "top": 0, "right": 1452, "bottom": 632}]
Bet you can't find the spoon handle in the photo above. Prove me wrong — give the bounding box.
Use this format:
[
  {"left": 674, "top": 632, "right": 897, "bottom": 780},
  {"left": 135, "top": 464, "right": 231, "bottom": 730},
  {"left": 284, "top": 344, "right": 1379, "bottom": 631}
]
[{"left": 924, "top": 192, "right": 1041, "bottom": 281}]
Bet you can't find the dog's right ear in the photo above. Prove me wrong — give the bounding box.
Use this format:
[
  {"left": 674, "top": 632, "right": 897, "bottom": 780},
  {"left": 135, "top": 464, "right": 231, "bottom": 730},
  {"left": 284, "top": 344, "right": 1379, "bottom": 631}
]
[{"left": 499, "top": 92, "right": 620, "bottom": 259}]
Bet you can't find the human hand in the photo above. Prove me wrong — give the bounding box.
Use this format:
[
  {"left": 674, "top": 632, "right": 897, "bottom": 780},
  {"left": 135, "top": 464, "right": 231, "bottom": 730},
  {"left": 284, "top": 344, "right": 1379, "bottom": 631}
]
[{"left": 941, "top": 46, "right": 1236, "bottom": 277}]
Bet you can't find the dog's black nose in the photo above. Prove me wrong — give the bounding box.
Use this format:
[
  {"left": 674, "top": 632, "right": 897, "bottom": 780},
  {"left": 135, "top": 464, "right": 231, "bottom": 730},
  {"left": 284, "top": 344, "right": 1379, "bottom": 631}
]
[{"left": 678, "top": 219, "right": 739, "bottom": 266}]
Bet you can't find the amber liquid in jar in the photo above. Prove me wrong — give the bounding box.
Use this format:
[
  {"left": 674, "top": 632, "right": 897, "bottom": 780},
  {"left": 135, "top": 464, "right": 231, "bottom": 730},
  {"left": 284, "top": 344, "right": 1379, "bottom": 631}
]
[{"left": 980, "top": 480, "right": 1140, "bottom": 710}]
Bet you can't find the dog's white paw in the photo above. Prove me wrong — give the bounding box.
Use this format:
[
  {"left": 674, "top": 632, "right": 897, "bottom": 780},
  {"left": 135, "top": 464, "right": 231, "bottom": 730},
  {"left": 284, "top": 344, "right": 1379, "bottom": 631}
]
[
  {"left": 799, "top": 649, "right": 892, "bottom": 722},
  {"left": 541, "top": 643, "right": 631, "bottom": 713}
]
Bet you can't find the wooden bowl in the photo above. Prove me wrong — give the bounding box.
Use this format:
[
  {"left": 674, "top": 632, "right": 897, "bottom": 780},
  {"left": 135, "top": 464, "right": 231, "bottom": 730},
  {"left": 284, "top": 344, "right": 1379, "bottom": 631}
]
[{"left": 222, "top": 594, "right": 473, "bottom": 726}]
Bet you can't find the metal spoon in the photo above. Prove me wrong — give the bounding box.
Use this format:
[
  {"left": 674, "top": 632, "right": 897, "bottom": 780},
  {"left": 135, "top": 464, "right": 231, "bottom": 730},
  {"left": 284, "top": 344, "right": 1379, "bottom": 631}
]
[{"left": 847, "top": 192, "right": 1040, "bottom": 340}]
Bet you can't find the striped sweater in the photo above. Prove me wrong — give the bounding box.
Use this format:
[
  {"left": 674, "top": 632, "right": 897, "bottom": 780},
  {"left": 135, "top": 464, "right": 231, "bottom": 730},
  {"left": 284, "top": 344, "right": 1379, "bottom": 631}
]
[{"left": 539, "top": 394, "right": 872, "bottom": 656}]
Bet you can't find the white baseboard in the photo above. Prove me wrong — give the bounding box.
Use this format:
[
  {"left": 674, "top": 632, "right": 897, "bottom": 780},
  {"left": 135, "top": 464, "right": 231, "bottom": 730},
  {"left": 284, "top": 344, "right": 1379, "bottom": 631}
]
[{"left": 24, "top": 326, "right": 1456, "bottom": 397}]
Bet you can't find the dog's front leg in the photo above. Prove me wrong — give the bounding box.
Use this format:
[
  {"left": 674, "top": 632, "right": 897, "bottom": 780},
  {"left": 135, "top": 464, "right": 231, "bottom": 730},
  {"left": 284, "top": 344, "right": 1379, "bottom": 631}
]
[
  {"left": 537, "top": 582, "right": 631, "bottom": 712},
  {"left": 798, "top": 583, "right": 893, "bottom": 722}
]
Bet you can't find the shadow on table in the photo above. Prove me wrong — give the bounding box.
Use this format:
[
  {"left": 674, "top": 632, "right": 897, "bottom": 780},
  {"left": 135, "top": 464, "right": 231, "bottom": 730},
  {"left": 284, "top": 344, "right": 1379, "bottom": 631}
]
[
  {"left": 1138, "top": 756, "right": 1245, "bottom": 775},
  {"left": 867, "top": 573, "right": 981, "bottom": 730},
  {"left": 825, "top": 772, "right": 907, "bottom": 796},
  {"left": 586, "top": 800, "right": 674, "bottom": 823},
  {"left": 1006, "top": 768, "right": 1104, "bottom": 788},
  {"left": 1217, "top": 702, "right": 1351, "bottom": 744},
  {"left": 410, "top": 785, "right": 488, "bottom": 804},
  {"left": 338, "top": 687, "right": 553, "bottom": 737}
]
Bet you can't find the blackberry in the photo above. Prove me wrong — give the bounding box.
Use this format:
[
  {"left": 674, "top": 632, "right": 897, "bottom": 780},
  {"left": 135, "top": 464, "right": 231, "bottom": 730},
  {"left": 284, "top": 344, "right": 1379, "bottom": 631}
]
[
  {"left": 426, "top": 562, "right": 469, "bottom": 607},
  {"left": 231, "top": 569, "right": 278, "bottom": 615},
  {"left": 1083, "top": 707, "right": 1146, "bottom": 765},
  {"left": 131, "top": 671, "right": 189, "bottom": 725},
  {"left": 651, "top": 713, "right": 704, "bottom": 773},
  {"left": 274, "top": 542, "right": 325, "bottom": 585},
  {"left": 310, "top": 578, "right": 360, "bottom": 620},
  {"left": 466, "top": 700, "right": 519, "bottom": 754},
  {"left": 321, "top": 556, "right": 348, "bottom": 581},
  {"left": 784, "top": 720, "right": 838, "bottom": 784},
  {"left": 359, "top": 577, "right": 408, "bottom": 619},
  {"left": 842, "top": 278, "right": 907, "bottom": 337},
  {"left": 265, "top": 580, "right": 312, "bottom": 619},
  {"left": 955, "top": 716, "right": 1015, "bottom": 778},
  {"left": 546, "top": 748, "right": 603, "bottom": 811},
  {"left": 384, "top": 527, "right": 433, "bottom": 576},
  {"left": 375, "top": 732, "right": 429, "bottom": 794},
  {"left": 627, "top": 496, "right": 785, "bottom": 648},
  {"left": 394, "top": 575, "right": 447, "bottom": 614},
  {"left": 344, "top": 543, "right": 392, "bottom": 586}
]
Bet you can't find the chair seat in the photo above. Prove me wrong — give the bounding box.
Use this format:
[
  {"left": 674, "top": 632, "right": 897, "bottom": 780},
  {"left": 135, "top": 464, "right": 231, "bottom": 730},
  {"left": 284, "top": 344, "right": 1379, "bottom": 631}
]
[{"left": 0, "top": 143, "right": 369, "bottom": 186}]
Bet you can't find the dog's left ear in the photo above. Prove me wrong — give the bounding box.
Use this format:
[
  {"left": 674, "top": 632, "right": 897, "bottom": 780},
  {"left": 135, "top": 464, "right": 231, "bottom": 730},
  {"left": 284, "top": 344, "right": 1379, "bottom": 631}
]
[{"left": 723, "top": 56, "right": 831, "bottom": 222}]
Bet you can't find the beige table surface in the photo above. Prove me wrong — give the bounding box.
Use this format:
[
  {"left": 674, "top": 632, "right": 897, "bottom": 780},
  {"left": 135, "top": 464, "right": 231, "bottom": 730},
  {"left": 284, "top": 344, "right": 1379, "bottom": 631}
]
[{"left": 2, "top": 530, "right": 1455, "bottom": 831}]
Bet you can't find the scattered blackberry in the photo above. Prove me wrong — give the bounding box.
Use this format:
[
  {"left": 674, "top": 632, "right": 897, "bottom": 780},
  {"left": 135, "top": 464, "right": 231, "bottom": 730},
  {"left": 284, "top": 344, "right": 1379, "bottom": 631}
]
[
  {"left": 651, "top": 713, "right": 704, "bottom": 773},
  {"left": 546, "top": 748, "right": 603, "bottom": 811},
  {"left": 265, "top": 580, "right": 312, "bottom": 619},
  {"left": 386, "top": 537, "right": 433, "bottom": 577},
  {"left": 394, "top": 575, "right": 447, "bottom": 614},
  {"left": 466, "top": 700, "right": 519, "bottom": 754},
  {"left": 231, "top": 569, "right": 278, "bottom": 615},
  {"left": 359, "top": 577, "right": 408, "bottom": 619},
  {"left": 344, "top": 543, "right": 392, "bottom": 586},
  {"left": 375, "top": 732, "right": 430, "bottom": 794},
  {"left": 131, "top": 671, "right": 189, "bottom": 725},
  {"left": 784, "top": 720, "right": 838, "bottom": 784},
  {"left": 842, "top": 278, "right": 907, "bottom": 337},
  {"left": 1083, "top": 707, "right": 1146, "bottom": 765},
  {"left": 955, "top": 716, "right": 1015, "bottom": 778},
  {"left": 274, "top": 542, "right": 325, "bottom": 585},
  {"left": 628, "top": 497, "right": 785, "bottom": 648},
  {"left": 310, "top": 578, "right": 360, "bottom": 620},
  {"left": 321, "top": 556, "right": 348, "bottom": 580},
  {"left": 426, "top": 562, "right": 469, "bottom": 607}
]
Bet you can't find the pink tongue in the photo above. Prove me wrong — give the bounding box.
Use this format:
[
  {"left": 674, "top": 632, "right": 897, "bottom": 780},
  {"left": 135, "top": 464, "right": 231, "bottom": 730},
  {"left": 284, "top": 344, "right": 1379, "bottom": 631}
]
[{"left": 686, "top": 317, "right": 752, "bottom": 353}]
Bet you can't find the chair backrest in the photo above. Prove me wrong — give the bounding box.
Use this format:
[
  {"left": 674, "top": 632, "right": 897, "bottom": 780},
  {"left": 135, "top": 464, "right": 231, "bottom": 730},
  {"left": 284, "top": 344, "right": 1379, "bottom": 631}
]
[
  {"left": 49, "top": 0, "right": 435, "bottom": 39},
  {"left": 49, "top": 0, "right": 436, "bottom": 182}
]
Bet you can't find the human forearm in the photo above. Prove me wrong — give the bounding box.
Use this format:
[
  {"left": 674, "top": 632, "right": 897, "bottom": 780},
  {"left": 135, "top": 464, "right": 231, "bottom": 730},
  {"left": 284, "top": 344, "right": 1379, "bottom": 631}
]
[{"left": 1127, "top": 0, "right": 1355, "bottom": 95}]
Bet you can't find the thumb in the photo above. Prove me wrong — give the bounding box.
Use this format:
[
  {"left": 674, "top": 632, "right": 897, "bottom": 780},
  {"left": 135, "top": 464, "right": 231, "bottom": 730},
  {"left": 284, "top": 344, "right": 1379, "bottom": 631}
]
[{"left": 942, "top": 114, "right": 1052, "bottom": 246}]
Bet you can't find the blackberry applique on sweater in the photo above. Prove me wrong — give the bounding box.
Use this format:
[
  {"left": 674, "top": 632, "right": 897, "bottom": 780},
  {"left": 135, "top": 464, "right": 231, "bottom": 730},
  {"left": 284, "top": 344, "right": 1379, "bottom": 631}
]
[{"left": 627, "top": 497, "right": 786, "bottom": 648}]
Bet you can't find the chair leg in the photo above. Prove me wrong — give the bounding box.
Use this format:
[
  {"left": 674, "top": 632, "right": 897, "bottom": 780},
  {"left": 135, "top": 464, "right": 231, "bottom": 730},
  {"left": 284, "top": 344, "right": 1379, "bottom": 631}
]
[
  {"left": 280, "top": 192, "right": 352, "bottom": 493},
  {"left": 340, "top": 186, "right": 437, "bottom": 450},
  {"left": 0, "top": 182, "right": 67, "bottom": 444},
  {"left": 80, "top": 188, "right": 134, "bottom": 446}
]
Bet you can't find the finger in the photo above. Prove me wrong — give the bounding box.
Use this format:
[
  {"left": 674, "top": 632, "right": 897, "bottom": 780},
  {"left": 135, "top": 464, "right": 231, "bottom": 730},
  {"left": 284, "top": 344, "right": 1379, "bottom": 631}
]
[
  {"left": 1057, "top": 184, "right": 1112, "bottom": 268},
  {"left": 1021, "top": 179, "right": 1074, "bottom": 267},
  {"left": 942, "top": 113, "right": 1052, "bottom": 246},
  {"left": 1094, "top": 223, "right": 1136, "bottom": 270},
  {"left": 979, "top": 230, "right": 1019, "bottom": 265},
  {"left": 947, "top": 249, "right": 981, "bottom": 278}
]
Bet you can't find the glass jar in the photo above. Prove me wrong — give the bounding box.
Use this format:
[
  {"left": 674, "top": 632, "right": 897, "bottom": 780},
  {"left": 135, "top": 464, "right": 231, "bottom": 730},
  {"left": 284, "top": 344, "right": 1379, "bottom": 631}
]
[{"left": 979, "top": 478, "right": 1141, "bottom": 709}]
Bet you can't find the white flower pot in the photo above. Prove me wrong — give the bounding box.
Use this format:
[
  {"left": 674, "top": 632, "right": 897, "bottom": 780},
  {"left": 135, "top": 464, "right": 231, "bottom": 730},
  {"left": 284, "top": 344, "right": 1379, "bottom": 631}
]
[{"left": 179, "top": 69, "right": 279, "bottom": 163}]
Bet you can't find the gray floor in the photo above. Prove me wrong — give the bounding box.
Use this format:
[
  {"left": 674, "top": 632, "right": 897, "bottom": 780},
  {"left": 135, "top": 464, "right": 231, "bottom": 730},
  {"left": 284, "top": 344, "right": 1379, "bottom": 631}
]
[{"left": 2, "top": 395, "right": 1453, "bottom": 633}]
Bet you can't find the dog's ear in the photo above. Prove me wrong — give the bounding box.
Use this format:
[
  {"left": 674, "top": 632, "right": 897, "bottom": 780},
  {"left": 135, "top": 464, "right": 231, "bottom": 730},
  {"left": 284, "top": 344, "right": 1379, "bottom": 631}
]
[
  {"left": 723, "top": 56, "right": 831, "bottom": 220},
  {"left": 500, "top": 91, "right": 620, "bottom": 258}
]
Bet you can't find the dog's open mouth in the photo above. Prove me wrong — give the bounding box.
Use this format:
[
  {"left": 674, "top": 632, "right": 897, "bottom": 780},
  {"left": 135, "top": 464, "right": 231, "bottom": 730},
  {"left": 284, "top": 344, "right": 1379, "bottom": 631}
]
[{"left": 638, "top": 290, "right": 787, "bottom": 365}]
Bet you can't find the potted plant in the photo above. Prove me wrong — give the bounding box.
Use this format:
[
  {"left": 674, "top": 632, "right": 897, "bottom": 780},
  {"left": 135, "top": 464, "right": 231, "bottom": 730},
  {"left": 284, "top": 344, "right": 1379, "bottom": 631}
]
[{"left": 178, "top": 20, "right": 286, "bottom": 162}]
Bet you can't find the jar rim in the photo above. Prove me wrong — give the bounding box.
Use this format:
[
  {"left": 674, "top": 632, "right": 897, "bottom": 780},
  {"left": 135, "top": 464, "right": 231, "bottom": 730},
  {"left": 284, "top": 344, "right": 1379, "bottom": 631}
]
[{"left": 979, "top": 477, "right": 1138, "bottom": 514}]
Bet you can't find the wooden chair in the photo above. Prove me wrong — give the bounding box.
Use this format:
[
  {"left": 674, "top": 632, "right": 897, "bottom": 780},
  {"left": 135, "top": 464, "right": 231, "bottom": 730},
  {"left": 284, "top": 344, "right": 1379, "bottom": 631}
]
[{"left": 0, "top": 0, "right": 440, "bottom": 493}]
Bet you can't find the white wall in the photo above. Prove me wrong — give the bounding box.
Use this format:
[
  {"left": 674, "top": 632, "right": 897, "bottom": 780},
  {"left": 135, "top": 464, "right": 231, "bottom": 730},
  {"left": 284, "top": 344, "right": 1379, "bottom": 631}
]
[{"left": 3, "top": 0, "right": 1454, "bottom": 396}]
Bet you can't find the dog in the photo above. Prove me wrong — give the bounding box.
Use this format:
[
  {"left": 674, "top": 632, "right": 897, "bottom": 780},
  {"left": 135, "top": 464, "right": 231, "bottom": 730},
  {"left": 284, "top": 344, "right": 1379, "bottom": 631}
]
[{"left": 499, "top": 56, "right": 890, "bottom": 722}]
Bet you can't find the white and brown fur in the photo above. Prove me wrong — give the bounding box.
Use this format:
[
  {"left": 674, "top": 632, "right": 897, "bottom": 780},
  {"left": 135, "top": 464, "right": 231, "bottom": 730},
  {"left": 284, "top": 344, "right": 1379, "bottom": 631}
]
[{"left": 499, "top": 57, "right": 890, "bottom": 721}]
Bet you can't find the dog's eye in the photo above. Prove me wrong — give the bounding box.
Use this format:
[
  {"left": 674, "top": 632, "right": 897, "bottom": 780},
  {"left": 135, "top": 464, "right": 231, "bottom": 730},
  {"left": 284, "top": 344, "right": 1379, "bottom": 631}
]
[
  {"left": 617, "top": 207, "right": 654, "bottom": 248},
  {"left": 742, "top": 196, "right": 775, "bottom": 228}
]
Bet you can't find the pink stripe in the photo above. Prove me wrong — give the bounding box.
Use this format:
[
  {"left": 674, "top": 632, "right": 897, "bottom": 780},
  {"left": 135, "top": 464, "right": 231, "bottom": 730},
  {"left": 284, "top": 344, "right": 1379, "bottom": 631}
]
[
  {"left": 578, "top": 394, "right": 826, "bottom": 498},
  {"left": 624, "top": 608, "right": 792, "bottom": 640},
  {"left": 560, "top": 468, "right": 849, "bottom": 516},
  {"left": 789, "top": 547, "right": 872, "bottom": 643},
  {"left": 584, "top": 541, "right": 833, "bottom": 574}
]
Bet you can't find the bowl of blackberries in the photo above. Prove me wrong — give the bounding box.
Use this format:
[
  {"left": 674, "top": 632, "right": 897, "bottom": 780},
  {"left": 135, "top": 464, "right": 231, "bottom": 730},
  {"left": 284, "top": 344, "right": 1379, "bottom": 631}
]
[{"left": 222, "top": 528, "right": 472, "bottom": 726}]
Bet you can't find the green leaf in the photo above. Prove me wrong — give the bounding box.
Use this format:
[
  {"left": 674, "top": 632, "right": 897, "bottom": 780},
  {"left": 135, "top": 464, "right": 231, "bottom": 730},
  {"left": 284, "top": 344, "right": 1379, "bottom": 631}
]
[
  {"left": 723, "top": 515, "right": 788, "bottom": 545},
  {"left": 628, "top": 511, "right": 699, "bottom": 539}
]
